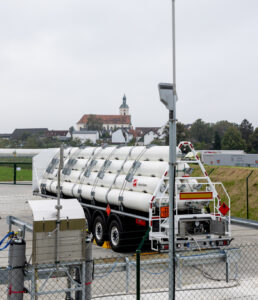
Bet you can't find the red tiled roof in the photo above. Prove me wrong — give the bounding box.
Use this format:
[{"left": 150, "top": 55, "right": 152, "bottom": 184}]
[
  {"left": 77, "top": 115, "right": 131, "bottom": 125},
  {"left": 129, "top": 129, "right": 142, "bottom": 138}
]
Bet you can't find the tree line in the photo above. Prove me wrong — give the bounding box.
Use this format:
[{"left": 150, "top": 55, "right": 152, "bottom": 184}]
[
  {"left": 1, "top": 118, "right": 257, "bottom": 153},
  {"left": 167, "top": 118, "right": 258, "bottom": 153}
]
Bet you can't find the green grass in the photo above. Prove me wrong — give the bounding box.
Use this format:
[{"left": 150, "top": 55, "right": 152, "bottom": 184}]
[
  {"left": 191, "top": 164, "right": 258, "bottom": 221},
  {"left": 0, "top": 166, "right": 32, "bottom": 182}
]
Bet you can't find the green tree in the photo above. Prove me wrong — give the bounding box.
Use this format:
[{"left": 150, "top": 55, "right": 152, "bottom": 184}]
[
  {"left": 151, "top": 138, "right": 163, "bottom": 145},
  {"left": 239, "top": 119, "right": 253, "bottom": 142},
  {"left": 162, "top": 121, "right": 189, "bottom": 145},
  {"left": 83, "top": 139, "right": 94, "bottom": 146},
  {"left": 162, "top": 123, "right": 169, "bottom": 145},
  {"left": 23, "top": 136, "right": 43, "bottom": 148},
  {"left": 221, "top": 127, "right": 245, "bottom": 150},
  {"left": 190, "top": 119, "right": 214, "bottom": 146},
  {"left": 250, "top": 128, "right": 258, "bottom": 153},
  {"left": 86, "top": 115, "right": 103, "bottom": 131},
  {"left": 0, "top": 138, "right": 9, "bottom": 148},
  {"left": 67, "top": 138, "right": 82, "bottom": 147},
  {"left": 128, "top": 137, "right": 136, "bottom": 146},
  {"left": 213, "top": 120, "right": 238, "bottom": 138},
  {"left": 213, "top": 131, "right": 221, "bottom": 150},
  {"left": 177, "top": 122, "right": 189, "bottom": 144},
  {"left": 69, "top": 126, "right": 75, "bottom": 140}
]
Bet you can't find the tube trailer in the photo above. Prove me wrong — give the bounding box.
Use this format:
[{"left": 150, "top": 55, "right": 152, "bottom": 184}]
[{"left": 33, "top": 142, "right": 231, "bottom": 252}]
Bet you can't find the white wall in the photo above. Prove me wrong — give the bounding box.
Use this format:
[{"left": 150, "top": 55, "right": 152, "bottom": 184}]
[
  {"left": 77, "top": 123, "right": 130, "bottom": 131},
  {"left": 112, "top": 129, "right": 133, "bottom": 144},
  {"left": 73, "top": 132, "right": 99, "bottom": 144},
  {"left": 144, "top": 131, "right": 158, "bottom": 145},
  {"left": 112, "top": 129, "right": 125, "bottom": 144}
]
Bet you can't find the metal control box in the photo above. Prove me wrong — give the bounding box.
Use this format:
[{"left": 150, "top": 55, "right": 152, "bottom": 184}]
[{"left": 29, "top": 199, "right": 86, "bottom": 264}]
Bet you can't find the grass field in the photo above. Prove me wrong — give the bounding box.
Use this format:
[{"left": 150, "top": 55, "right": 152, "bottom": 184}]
[
  {"left": 192, "top": 165, "right": 258, "bottom": 221},
  {"left": 0, "top": 165, "right": 32, "bottom": 182}
]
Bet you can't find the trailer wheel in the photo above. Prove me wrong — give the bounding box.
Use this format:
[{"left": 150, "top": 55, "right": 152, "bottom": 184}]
[
  {"left": 109, "top": 220, "right": 123, "bottom": 252},
  {"left": 93, "top": 215, "right": 107, "bottom": 246}
]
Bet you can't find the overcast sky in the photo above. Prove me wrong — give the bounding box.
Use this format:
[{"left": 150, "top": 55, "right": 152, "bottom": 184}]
[{"left": 0, "top": 0, "right": 257, "bottom": 133}]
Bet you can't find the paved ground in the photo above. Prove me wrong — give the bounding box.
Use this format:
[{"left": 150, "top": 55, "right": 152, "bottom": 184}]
[
  {"left": 0, "top": 184, "right": 258, "bottom": 299},
  {"left": 0, "top": 184, "right": 258, "bottom": 264}
]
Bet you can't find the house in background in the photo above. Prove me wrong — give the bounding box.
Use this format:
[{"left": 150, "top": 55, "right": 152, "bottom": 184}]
[
  {"left": 143, "top": 130, "right": 159, "bottom": 145},
  {"left": 11, "top": 128, "right": 48, "bottom": 140},
  {"left": 111, "top": 128, "right": 133, "bottom": 144},
  {"left": 71, "top": 130, "right": 99, "bottom": 144},
  {"left": 45, "top": 130, "right": 69, "bottom": 141},
  {"left": 135, "top": 127, "right": 161, "bottom": 145}
]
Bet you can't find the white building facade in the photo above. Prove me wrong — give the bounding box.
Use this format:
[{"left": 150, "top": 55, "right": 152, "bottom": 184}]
[{"left": 71, "top": 131, "right": 99, "bottom": 144}]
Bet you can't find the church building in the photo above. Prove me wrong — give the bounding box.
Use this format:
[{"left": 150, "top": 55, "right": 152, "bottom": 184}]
[{"left": 76, "top": 95, "right": 132, "bottom": 131}]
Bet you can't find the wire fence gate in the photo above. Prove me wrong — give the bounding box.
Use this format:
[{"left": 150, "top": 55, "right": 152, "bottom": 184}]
[
  {"left": 0, "top": 162, "right": 32, "bottom": 185},
  {"left": 0, "top": 241, "right": 258, "bottom": 299}
]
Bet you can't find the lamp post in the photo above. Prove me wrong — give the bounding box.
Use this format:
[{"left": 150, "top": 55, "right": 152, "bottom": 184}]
[{"left": 158, "top": 1, "right": 177, "bottom": 299}]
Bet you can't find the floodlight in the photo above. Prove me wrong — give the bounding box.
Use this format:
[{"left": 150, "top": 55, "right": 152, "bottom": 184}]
[{"left": 158, "top": 83, "right": 176, "bottom": 111}]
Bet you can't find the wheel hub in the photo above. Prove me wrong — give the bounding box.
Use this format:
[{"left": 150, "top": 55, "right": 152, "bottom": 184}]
[
  {"left": 111, "top": 227, "right": 119, "bottom": 246},
  {"left": 95, "top": 222, "right": 103, "bottom": 240}
]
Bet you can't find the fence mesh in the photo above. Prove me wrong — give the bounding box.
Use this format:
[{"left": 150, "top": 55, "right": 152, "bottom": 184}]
[{"left": 0, "top": 242, "right": 257, "bottom": 299}]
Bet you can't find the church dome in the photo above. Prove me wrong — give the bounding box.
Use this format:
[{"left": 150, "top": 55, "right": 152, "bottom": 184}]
[{"left": 119, "top": 94, "right": 129, "bottom": 109}]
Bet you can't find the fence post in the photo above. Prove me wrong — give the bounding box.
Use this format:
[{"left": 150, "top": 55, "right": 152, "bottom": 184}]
[
  {"left": 246, "top": 170, "right": 254, "bottom": 219},
  {"left": 136, "top": 228, "right": 150, "bottom": 300},
  {"left": 125, "top": 257, "right": 130, "bottom": 294},
  {"left": 208, "top": 168, "right": 215, "bottom": 176},
  {"left": 136, "top": 249, "right": 141, "bottom": 300},
  {"left": 13, "top": 163, "right": 17, "bottom": 185}
]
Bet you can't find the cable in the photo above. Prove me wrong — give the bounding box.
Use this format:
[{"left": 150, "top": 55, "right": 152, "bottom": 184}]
[
  {"left": 0, "top": 231, "right": 14, "bottom": 251},
  {"left": 94, "top": 261, "right": 118, "bottom": 278}
]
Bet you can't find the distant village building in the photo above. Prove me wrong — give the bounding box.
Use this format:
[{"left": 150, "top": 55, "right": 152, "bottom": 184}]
[
  {"left": 0, "top": 134, "right": 11, "bottom": 139},
  {"left": 135, "top": 127, "right": 162, "bottom": 145},
  {"left": 76, "top": 95, "right": 132, "bottom": 131},
  {"left": 71, "top": 130, "right": 99, "bottom": 144},
  {"left": 143, "top": 131, "right": 158, "bottom": 145},
  {"left": 111, "top": 128, "right": 133, "bottom": 144},
  {"left": 46, "top": 130, "right": 68, "bottom": 141},
  {"left": 11, "top": 128, "right": 48, "bottom": 140},
  {"left": 202, "top": 152, "right": 258, "bottom": 168}
]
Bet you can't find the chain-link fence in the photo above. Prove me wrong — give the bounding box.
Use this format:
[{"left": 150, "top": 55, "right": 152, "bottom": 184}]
[{"left": 0, "top": 242, "right": 258, "bottom": 299}]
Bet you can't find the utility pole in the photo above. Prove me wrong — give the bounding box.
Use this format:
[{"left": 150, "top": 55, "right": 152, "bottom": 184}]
[
  {"left": 170, "top": 1, "right": 177, "bottom": 299},
  {"left": 55, "top": 145, "right": 64, "bottom": 265},
  {"left": 158, "top": 1, "right": 177, "bottom": 298}
]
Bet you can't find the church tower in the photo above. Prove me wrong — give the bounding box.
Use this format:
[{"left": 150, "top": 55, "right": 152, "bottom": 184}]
[{"left": 119, "top": 94, "right": 129, "bottom": 116}]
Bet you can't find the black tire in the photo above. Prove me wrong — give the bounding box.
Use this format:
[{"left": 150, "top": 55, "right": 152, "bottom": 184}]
[
  {"left": 93, "top": 215, "right": 107, "bottom": 246},
  {"left": 108, "top": 220, "right": 124, "bottom": 252},
  {"left": 84, "top": 208, "right": 92, "bottom": 232}
]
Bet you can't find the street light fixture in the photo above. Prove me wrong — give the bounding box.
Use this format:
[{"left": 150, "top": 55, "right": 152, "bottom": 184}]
[{"left": 158, "top": 0, "right": 177, "bottom": 299}]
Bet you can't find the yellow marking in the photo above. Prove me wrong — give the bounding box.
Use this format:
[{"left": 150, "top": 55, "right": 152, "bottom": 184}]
[
  {"left": 102, "top": 241, "right": 111, "bottom": 249},
  {"left": 93, "top": 239, "right": 111, "bottom": 249},
  {"left": 180, "top": 192, "right": 213, "bottom": 200}
]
